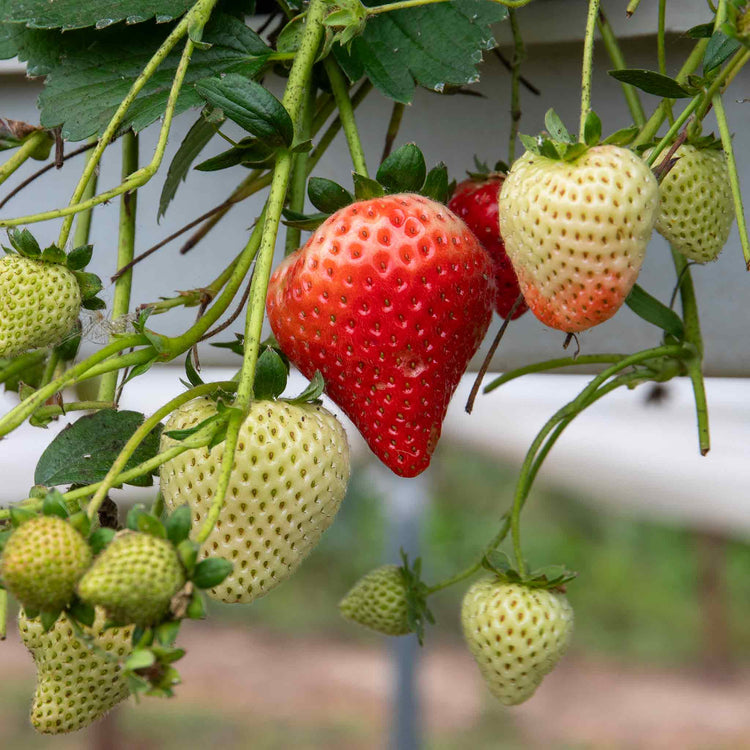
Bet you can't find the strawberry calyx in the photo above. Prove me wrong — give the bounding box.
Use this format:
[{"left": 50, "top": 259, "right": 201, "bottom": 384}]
[
  {"left": 398, "top": 551, "right": 435, "bottom": 645},
  {"left": 282, "top": 142, "right": 450, "bottom": 232},
  {"left": 482, "top": 550, "right": 577, "bottom": 592},
  {"left": 3, "top": 228, "right": 106, "bottom": 311}
]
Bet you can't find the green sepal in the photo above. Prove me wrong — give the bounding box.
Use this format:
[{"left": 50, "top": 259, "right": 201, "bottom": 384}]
[
  {"left": 192, "top": 558, "right": 233, "bottom": 589},
  {"left": 72, "top": 271, "right": 104, "bottom": 301},
  {"left": 55, "top": 320, "right": 82, "bottom": 362},
  {"left": 126, "top": 505, "right": 166, "bottom": 537},
  {"left": 23, "top": 606, "right": 41, "bottom": 620},
  {"left": 41, "top": 244, "right": 67, "bottom": 265},
  {"left": 582, "top": 110, "right": 602, "bottom": 147},
  {"left": 183, "top": 352, "right": 204, "bottom": 388},
  {"left": 66, "top": 244, "right": 93, "bottom": 271},
  {"left": 253, "top": 345, "right": 289, "bottom": 400},
  {"left": 544, "top": 108, "right": 574, "bottom": 144},
  {"left": 132, "top": 626, "right": 154, "bottom": 649},
  {"left": 155, "top": 620, "right": 181, "bottom": 647},
  {"left": 281, "top": 209, "right": 329, "bottom": 231},
  {"left": 195, "top": 139, "right": 277, "bottom": 171},
  {"left": 67, "top": 511, "right": 91, "bottom": 537},
  {"left": 7, "top": 228, "right": 41, "bottom": 258},
  {"left": 0, "top": 530, "right": 12, "bottom": 555},
  {"left": 165, "top": 505, "right": 192, "bottom": 547},
  {"left": 399, "top": 551, "right": 435, "bottom": 646},
  {"left": 9, "top": 506, "right": 37, "bottom": 528},
  {"left": 376, "top": 143, "right": 427, "bottom": 194},
  {"left": 42, "top": 489, "right": 69, "bottom": 519},
  {"left": 482, "top": 551, "right": 577, "bottom": 590},
  {"left": 40, "top": 610, "right": 61, "bottom": 632},
  {"left": 177, "top": 540, "right": 199, "bottom": 576},
  {"left": 120, "top": 356, "right": 157, "bottom": 386},
  {"left": 81, "top": 296, "right": 107, "bottom": 311},
  {"left": 284, "top": 370, "right": 325, "bottom": 404},
  {"left": 353, "top": 173, "right": 385, "bottom": 200},
  {"left": 67, "top": 598, "right": 95, "bottom": 628},
  {"left": 421, "top": 163, "right": 449, "bottom": 204},
  {"left": 88, "top": 527, "right": 116, "bottom": 555},
  {"left": 151, "top": 644, "right": 186, "bottom": 665},
  {"left": 625, "top": 284, "right": 685, "bottom": 340},
  {"left": 308, "top": 177, "right": 353, "bottom": 213},
  {"left": 125, "top": 648, "right": 156, "bottom": 671},
  {"left": 602, "top": 125, "right": 639, "bottom": 146},
  {"left": 163, "top": 411, "right": 224, "bottom": 441},
  {"left": 211, "top": 333, "right": 245, "bottom": 356},
  {"left": 186, "top": 590, "right": 206, "bottom": 619}
]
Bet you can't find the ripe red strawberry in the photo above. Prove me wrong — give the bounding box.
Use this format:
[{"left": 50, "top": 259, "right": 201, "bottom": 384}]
[
  {"left": 266, "top": 193, "right": 495, "bottom": 477},
  {"left": 449, "top": 176, "right": 527, "bottom": 320}
]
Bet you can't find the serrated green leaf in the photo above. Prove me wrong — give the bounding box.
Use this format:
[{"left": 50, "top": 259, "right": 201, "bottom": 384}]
[
  {"left": 625, "top": 284, "right": 685, "bottom": 339},
  {"left": 158, "top": 111, "right": 220, "bottom": 220},
  {"left": 8, "top": 228, "right": 41, "bottom": 258},
  {"left": 125, "top": 648, "right": 156, "bottom": 671},
  {"left": 253, "top": 347, "right": 289, "bottom": 400},
  {"left": 308, "top": 177, "right": 353, "bottom": 213},
  {"left": 583, "top": 110, "right": 602, "bottom": 147},
  {"left": 334, "top": 0, "right": 506, "bottom": 103},
  {"left": 703, "top": 31, "right": 742, "bottom": 72},
  {"left": 377, "top": 143, "right": 426, "bottom": 193},
  {"left": 0, "top": 23, "right": 25, "bottom": 60},
  {"left": 89, "top": 527, "right": 116, "bottom": 555},
  {"left": 195, "top": 75, "right": 293, "bottom": 147},
  {"left": 66, "top": 244, "right": 93, "bottom": 270},
  {"left": 353, "top": 173, "right": 385, "bottom": 200},
  {"left": 544, "top": 109, "right": 574, "bottom": 144},
  {"left": 165, "top": 504, "right": 192, "bottom": 546},
  {"left": 0, "top": 0, "right": 196, "bottom": 31},
  {"left": 16, "top": 15, "right": 270, "bottom": 141},
  {"left": 192, "top": 558, "right": 233, "bottom": 589},
  {"left": 41, "top": 244, "right": 67, "bottom": 264},
  {"left": 607, "top": 69, "right": 692, "bottom": 98},
  {"left": 34, "top": 410, "right": 162, "bottom": 487}
]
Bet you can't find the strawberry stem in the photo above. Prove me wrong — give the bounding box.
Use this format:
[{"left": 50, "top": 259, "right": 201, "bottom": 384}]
[
  {"left": 506, "top": 8, "right": 525, "bottom": 163},
  {"left": 98, "top": 131, "right": 139, "bottom": 405},
  {"left": 0, "top": 130, "right": 51, "bottom": 188},
  {"left": 578, "top": 0, "right": 601, "bottom": 141}
]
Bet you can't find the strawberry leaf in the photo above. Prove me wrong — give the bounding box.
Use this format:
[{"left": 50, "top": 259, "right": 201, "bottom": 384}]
[
  {"left": 377, "top": 143, "right": 427, "bottom": 193},
  {"left": 703, "top": 31, "right": 742, "bottom": 72},
  {"left": 625, "top": 284, "right": 685, "bottom": 340},
  {"left": 607, "top": 69, "right": 693, "bottom": 98}
]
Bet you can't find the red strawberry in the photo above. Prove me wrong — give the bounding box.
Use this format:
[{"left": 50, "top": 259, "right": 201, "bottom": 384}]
[
  {"left": 449, "top": 176, "right": 527, "bottom": 320},
  {"left": 267, "top": 193, "right": 494, "bottom": 477}
]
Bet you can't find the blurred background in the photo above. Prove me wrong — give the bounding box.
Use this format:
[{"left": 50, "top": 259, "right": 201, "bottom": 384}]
[{"left": 2, "top": 0, "right": 750, "bottom": 747}]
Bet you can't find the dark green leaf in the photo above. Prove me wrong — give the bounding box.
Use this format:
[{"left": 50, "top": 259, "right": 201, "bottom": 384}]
[
  {"left": 89, "top": 527, "right": 116, "bottom": 555},
  {"left": 16, "top": 15, "right": 270, "bottom": 141},
  {"left": 125, "top": 648, "right": 156, "bottom": 671},
  {"left": 607, "top": 69, "right": 692, "bottom": 98},
  {"left": 276, "top": 14, "right": 305, "bottom": 54},
  {"left": 68, "top": 599, "right": 95, "bottom": 627},
  {"left": 625, "top": 284, "right": 685, "bottom": 339},
  {"left": 285, "top": 370, "right": 325, "bottom": 404},
  {"left": 0, "top": 23, "right": 25, "bottom": 60},
  {"left": 195, "top": 139, "right": 276, "bottom": 171},
  {"left": 66, "top": 244, "right": 93, "bottom": 270},
  {"left": 42, "top": 490, "right": 69, "bottom": 519},
  {"left": 34, "top": 410, "right": 162, "bottom": 487},
  {"left": 72, "top": 271, "right": 103, "bottom": 301},
  {"left": 165, "top": 504, "right": 192, "bottom": 546},
  {"left": 211, "top": 333, "right": 244, "bottom": 356},
  {"left": 703, "top": 31, "right": 742, "bottom": 72},
  {"left": 120, "top": 356, "right": 157, "bottom": 386},
  {"left": 539, "top": 137, "right": 562, "bottom": 160},
  {"left": 687, "top": 22, "right": 714, "bottom": 38},
  {"left": 281, "top": 209, "right": 329, "bottom": 231},
  {"left": 159, "top": 111, "right": 221, "bottom": 219},
  {"left": 307, "top": 177, "right": 353, "bottom": 213},
  {"left": 23, "top": 606, "right": 41, "bottom": 620},
  {"left": 353, "top": 173, "right": 385, "bottom": 200},
  {"left": 0, "top": 529, "right": 11, "bottom": 554},
  {"left": 184, "top": 352, "right": 204, "bottom": 388},
  {"left": 0, "top": 0, "right": 195, "bottom": 30},
  {"left": 192, "top": 558, "right": 233, "bottom": 589},
  {"left": 544, "top": 109, "right": 574, "bottom": 144},
  {"left": 195, "top": 75, "right": 293, "bottom": 147},
  {"left": 560, "top": 142, "right": 589, "bottom": 162},
  {"left": 8, "top": 228, "right": 41, "bottom": 258},
  {"left": 163, "top": 412, "right": 223, "bottom": 441},
  {"left": 40, "top": 244, "right": 67, "bottom": 264},
  {"left": 376, "top": 143, "right": 426, "bottom": 193},
  {"left": 253, "top": 347, "right": 289, "bottom": 400},
  {"left": 81, "top": 296, "right": 107, "bottom": 311},
  {"left": 40, "top": 610, "right": 61, "bottom": 632},
  {"left": 583, "top": 110, "right": 602, "bottom": 146},
  {"left": 602, "top": 125, "right": 639, "bottom": 146},
  {"left": 421, "top": 163, "right": 449, "bottom": 203},
  {"left": 335, "top": 0, "right": 506, "bottom": 103}
]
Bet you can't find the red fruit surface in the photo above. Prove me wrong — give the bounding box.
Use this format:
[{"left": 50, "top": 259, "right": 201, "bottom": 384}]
[
  {"left": 266, "top": 193, "right": 495, "bottom": 477},
  {"left": 449, "top": 177, "right": 527, "bottom": 320}
]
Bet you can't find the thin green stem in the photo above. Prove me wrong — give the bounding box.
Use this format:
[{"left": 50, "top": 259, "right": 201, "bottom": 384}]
[
  {"left": 658, "top": 0, "right": 674, "bottom": 125},
  {"left": 626, "top": 0, "right": 642, "bottom": 15},
  {"left": 86, "top": 382, "right": 237, "bottom": 519},
  {"left": 0, "top": 131, "right": 50, "bottom": 187},
  {"left": 579, "top": 0, "right": 602, "bottom": 139},
  {"left": 39, "top": 351, "right": 61, "bottom": 389},
  {"left": 98, "top": 131, "right": 139, "bottom": 403},
  {"left": 645, "top": 96, "right": 701, "bottom": 166},
  {"left": 483, "top": 353, "right": 627, "bottom": 393},
  {"left": 195, "top": 0, "right": 328, "bottom": 546},
  {"left": 31, "top": 400, "right": 114, "bottom": 422},
  {"left": 691, "top": 48, "right": 750, "bottom": 129},
  {"left": 597, "top": 8, "right": 646, "bottom": 127},
  {"left": 72, "top": 139, "right": 100, "bottom": 247},
  {"left": 324, "top": 57, "right": 368, "bottom": 177},
  {"left": 382, "top": 102, "right": 406, "bottom": 162},
  {"left": 712, "top": 94, "right": 750, "bottom": 269},
  {"left": 507, "top": 8, "right": 525, "bottom": 163},
  {"left": 366, "top": 0, "right": 532, "bottom": 14}
]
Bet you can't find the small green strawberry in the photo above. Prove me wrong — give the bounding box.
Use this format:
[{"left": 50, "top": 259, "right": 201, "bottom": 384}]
[
  {"left": 499, "top": 145, "right": 659, "bottom": 332},
  {"left": 1, "top": 515, "right": 91, "bottom": 613},
  {"left": 77, "top": 531, "right": 186, "bottom": 626},
  {"left": 159, "top": 398, "right": 351, "bottom": 604},
  {"left": 339, "top": 565, "right": 412, "bottom": 636},
  {"left": 19, "top": 607, "right": 132, "bottom": 734},
  {"left": 461, "top": 579, "right": 574, "bottom": 705},
  {"left": 649, "top": 143, "right": 734, "bottom": 263}
]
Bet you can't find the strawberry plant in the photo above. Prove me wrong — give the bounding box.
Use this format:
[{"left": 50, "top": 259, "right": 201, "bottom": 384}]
[{"left": 0, "top": 0, "right": 749, "bottom": 733}]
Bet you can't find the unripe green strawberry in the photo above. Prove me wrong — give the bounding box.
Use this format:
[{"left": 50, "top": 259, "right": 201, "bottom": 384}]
[
  {"left": 19, "top": 607, "right": 132, "bottom": 734},
  {"left": 77, "top": 531, "right": 186, "bottom": 626},
  {"left": 0, "top": 255, "right": 81, "bottom": 357},
  {"left": 1, "top": 516, "right": 91, "bottom": 613},
  {"left": 499, "top": 146, "right": 659, "bottom": 332},
  {"left": 649, "top": 144, "right": 734, "bottom": 263},
  {"left": 461, "top": 579, "right": 574, "bottom": 706},
  {"left": 339, "top": 565, "right": 412, "bottom": 636},
  {"left": 160, "top": 398, "right": 350, "bottom": 604}
]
